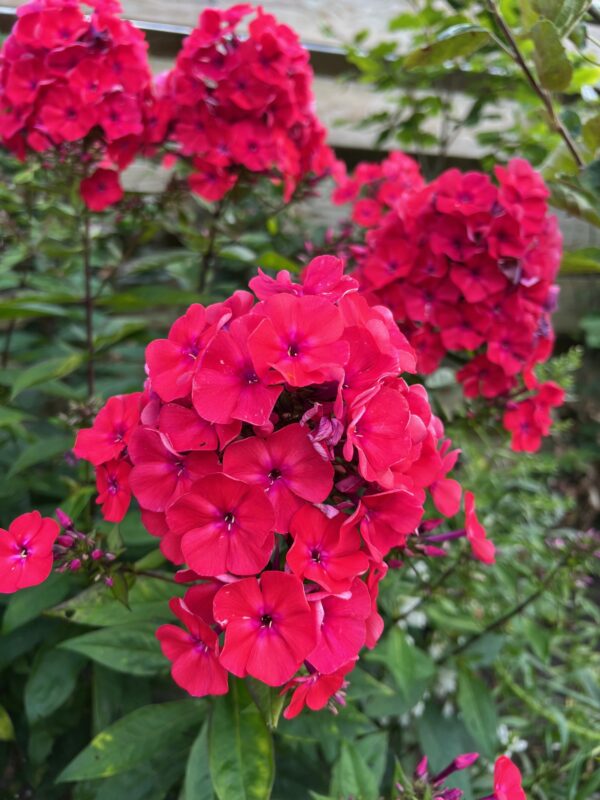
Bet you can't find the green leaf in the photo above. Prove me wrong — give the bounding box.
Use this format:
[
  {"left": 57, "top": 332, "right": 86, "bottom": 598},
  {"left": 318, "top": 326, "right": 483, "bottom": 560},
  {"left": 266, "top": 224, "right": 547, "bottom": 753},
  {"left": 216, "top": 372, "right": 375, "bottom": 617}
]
[
  {"left": 367, "top": 628, "right": 436, "bottom": 708},
  {"left": 0, "top": 243, "right": 29, "bottom": 273},
  {"left": 245, "top": 679, "right": 286, "bottom": 730},
  {"left": 209, "top": 679, "right": 275, "bottom": 800},
  {"left": 7, "top": 434, "right": 73, "bottom": 478},
  {"left": 2, "top": 572, "right": 74, "bottom": 632},
  {"left": 580, "top": 159, "right": 600, "bottom": 198},
  {"left": 457, "top": 669, "right": 498, "bottom": 758},
  {"left": 0, "top": 300, "right": 74, "bottom": 320},
  {"left": 330, "top": 741, "right": 379, "bottom": 800},
  {"left": 25, "top": 649, "right": 85, "bottom": 723},
  {"left": 533, "top": 0, "right": 591, "bottom": 36},
  {"left": 182, "top": 722, "right": 213, "bottom": 800},
  {"left": 582, "top": 115, "right": 600, "bottom": 153},
  {"left": 531, "top": 19, "right": 573, "bottom": 91},
  {"left": 59, "top": 623, "right": 167, "bottom": 676},
  {"left": 219, "top": 244, "right": 256, "bottom": 263},
  {"left": 561, "top": 248, "right": 600, "bottom": 274},
  {"left": 0, "top": 704, "right": 15, "bottom": 741},
  {"left": 581, "top": 316, "right": 600, "bottom": 347},
  {"left": 49, "top": 576, "right": 184, "bottom": 627},
  {"left": 11, "top": 353, "right": 85, "bottom": 399},
  {"left": 404, "top": 25, "right": 492, "bottom": 68},
  {"left": 58, "top": 700, "right": 205, "bottom": 781}
]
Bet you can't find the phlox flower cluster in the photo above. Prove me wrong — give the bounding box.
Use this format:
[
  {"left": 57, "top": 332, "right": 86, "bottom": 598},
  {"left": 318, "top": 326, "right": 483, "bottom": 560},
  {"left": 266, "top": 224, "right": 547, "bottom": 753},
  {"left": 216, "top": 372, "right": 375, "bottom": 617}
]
[
  {"left": 158, "top": 4, "right": 335, "bottom": 202},
  {"left": 72, "top": 255, "right": 492, "bottom": 715},
  {"left": 332, "top": 152, "right": 565, "bottom": 452},
  {"left": 0, "top": 0, "right": 163, "bottom": 211}
]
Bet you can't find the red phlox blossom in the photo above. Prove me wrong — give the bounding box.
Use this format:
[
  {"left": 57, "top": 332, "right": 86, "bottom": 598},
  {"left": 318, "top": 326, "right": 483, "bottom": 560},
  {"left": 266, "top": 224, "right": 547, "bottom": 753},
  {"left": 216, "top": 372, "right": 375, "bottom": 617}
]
[
  {"left": 464, "top": 491, "right": 495, "bottom": 564},
  {"left": 0, "top": 511, "right": 59, "bottom": 593},
  {"left": 73, "top": 392, "right": 141, "bottom": 466},
  {"left": 493, "top": 756, "right": 527, "bottom": 800},
  {"left": 95, "top": 458, "right": 132, "bottom": 522},
  {"left": 282, "top": 660, "right": 354, "bottom": 719}
]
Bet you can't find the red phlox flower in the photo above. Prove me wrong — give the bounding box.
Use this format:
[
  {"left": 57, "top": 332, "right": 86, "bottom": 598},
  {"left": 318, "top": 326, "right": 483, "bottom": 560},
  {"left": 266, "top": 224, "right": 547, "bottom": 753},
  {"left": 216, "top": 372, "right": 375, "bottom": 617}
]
[
  {"left": 307, "top": 577, "right": 371, "bottom": 673},
  {"left": 282, "top": 660, "right": 354, "bottom": 719},
  {"left": 287, "top": 505, "right": 368, "bottom": 592},
  {"left": 193, "top": 314, "right": 282, "bottom": 426},
  {"left": 248, "top": 293, "right": 349, "bottom": 387},
  {"left": 96, "top": 458, "right": 132, "bottom": 522},
  {"left": 493, "top": 756, "right": 527, "bottom": 800},
  {"left": 353, "top": 489, "right": 424, "bottom": 560},
  {"left": 128, "top": 427, "right": 220, "bottom": 512},
  {"left": 167, "top": 474, "right": 275, "bottom": 577},
  {"left": 223, "top": 423, "right": 334, "bottom": 531},
  {"left": 73, "top": 392, "right": 141, "bottom": 466},
  {"left": 80, "top": 168, "right": 123, "bottom": 212},
  {"left": 464, "top": 491, "right": 495, "bottom": 564},
  {"left": 0, "top": 511, "right": 59, "bottom": 593},
  {"left": 156, "top": 591, "right": 228, "bottom": 697},
  {"left": 214, "top": 571, "right": 318, "bottom": 685}
]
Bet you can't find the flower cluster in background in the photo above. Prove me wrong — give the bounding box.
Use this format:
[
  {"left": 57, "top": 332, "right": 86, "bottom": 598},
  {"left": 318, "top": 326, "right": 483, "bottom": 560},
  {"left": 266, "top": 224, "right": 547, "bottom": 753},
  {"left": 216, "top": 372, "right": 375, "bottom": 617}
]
[
  {"left": 0, "top": 0, "right": 157, "bottom": 210},
  {"left": 70, "top": 255, "right": 492, "bottom": 714},
  {"left": 332, "top": 152, "right": 565, "bottom": 451},
  {"left": 159, "top": 5, "right": 336, "bottom": 201}
]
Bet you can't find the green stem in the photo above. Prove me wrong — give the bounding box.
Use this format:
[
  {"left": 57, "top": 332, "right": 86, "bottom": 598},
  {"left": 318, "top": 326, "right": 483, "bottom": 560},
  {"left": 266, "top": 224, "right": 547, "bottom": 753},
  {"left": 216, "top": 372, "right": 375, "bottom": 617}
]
[
  {"left": 83, "top": 207, "right": 95, "bottom": 398},
  {"left": 486, "top": 0, "right": 584, "bottom": 169},
  {"left": 198, "top": 199, "right": 225, "bottom": 293}
]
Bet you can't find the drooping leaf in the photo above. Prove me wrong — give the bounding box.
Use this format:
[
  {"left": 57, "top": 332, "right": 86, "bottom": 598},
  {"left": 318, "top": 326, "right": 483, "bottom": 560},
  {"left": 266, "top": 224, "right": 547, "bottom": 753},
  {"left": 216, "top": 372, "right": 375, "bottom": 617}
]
[
  {"left": 404, "top": 25, "right": 492, "bottom": 69},
  {"left": 0, "top": 704, "right": 14, "bottom": 741},
  {"left": 2, "top": 572, "right": 74, "bottom": 633},
  {"left": 10, "top": 353, "right": 85, "bottom": 398},
  {"left": 457, "top": 669, "right": 499, "bottom": 758},
  {"left": 533, "top": 0, "right": 591, "bottom": 36},
  {"left": 49, "top": 576, "right": 184, "bottom": 627},
  {"left": 182, "top": 722, "right": 214, "bottom": 800},
  {"left": 209, "top": 679, "right": 275, "bottom": 800},
  {"left": 59, "top": 623, "right": 167, "bottom": 676},
  {"left": 561, "top": 247, "right": 600, "bottom": 274},
  {"left": 531, "top": 19, "right": 573, "bottom": 91},
  {"left": 57, "top": 700, "right": 205, "bottom": 781},
  {"left": 330, "top": 741, "right": 380, "bottom": 800},
  {"left": 25, "top": 649, "right": 85, "bottom": 723},
  {"left": 367, "top": 628, "right": 436, "bottom": 708}
]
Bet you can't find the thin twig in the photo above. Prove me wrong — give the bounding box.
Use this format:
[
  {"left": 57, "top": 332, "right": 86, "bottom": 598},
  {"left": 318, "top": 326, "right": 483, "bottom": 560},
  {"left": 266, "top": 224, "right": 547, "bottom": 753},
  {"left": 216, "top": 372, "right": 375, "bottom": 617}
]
[
  {"left": 437, "top": 552, "right": 570, "bottom": 662},
  {"left": 198, "top": 199, "right": 226, "bottom": 293},
  {"left": 486, "top": 0, "right": 584, "bottom": 169}
]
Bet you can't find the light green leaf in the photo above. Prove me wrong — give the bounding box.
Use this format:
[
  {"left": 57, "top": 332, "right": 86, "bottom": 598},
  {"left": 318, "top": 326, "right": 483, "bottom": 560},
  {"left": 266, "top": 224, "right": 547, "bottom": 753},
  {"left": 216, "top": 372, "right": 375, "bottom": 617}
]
[
  {"left": 182, "top": 723, "right": 213, "bottom": 800},
  {"left": 330, "top": 741, "right": 379, "bottom": 800},
  {"left": 404, "top": 25, "right": 492, "bottom": 68},
  {"left": 219, "top": 244, "right": 256, "bottom": 263},
  {"left": 0, "top": 300, "right": 74, "bottom": 320},
  {"left": 0, "top": 704, "right": 14, "bottom": 741},
  {"left": 531, "top": 19, "right": 573, "bottom": 91},
  {"left": 49, "top": 576, "right": 184, "bottom": 627},
  {"left": 533, "top": 0, "right": 591, "bottom": 36},
  {"left": 583, "top": 115, "right": 600, "bottom": 153},
  {"left": 457, "top": 669, "right": 498, "bottom": 758},
  {"left": 59, "top": 623, "right": 167, "bottom": 676},
  {"left": 245, "top": 679, "right": 286, "bottom": 730},
  {"left": 57, "top": 700, "right": 205, "bottom": 781},
  {"left": 561, "top": 248, "right": 600, "bottom": 274},
  {"left": 25, "top": 649, "right": 85, "bottom": 723},
  {"left": 367, "top": 628, "right": 436, "bottom": 708},
  {"left": 11, "top": 353, "right": 85, "bottom": 399},
  {"left": 209, "top": 679, "right": 274, "bottom": 800}
]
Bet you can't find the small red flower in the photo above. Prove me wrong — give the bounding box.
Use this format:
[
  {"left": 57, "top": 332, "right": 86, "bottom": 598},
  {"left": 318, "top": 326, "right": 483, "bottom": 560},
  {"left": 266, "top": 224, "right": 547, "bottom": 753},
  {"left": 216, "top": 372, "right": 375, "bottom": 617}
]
[
  {"left": 248, "top": 293, "right": 349, "bottom": 387},
  {"left": 167, "top": 474, "right": 275, "bottom": 577},
  {"left": 464, "top": 491, "right": 495, "bottom": 564},
  {"left": 287, "top": 506, "right": 368, "bottom": 592},
  {"left": 223, "top": 424, "right": 334, "bottom": 531},
  {"left": 307, "top": 578, "right": 371, "bottom": 674},
  {"left": 96, "top": 459, "right": 132, "bottom": 522},
  {"left": 0, "top": 511, "right": 59, "bottom": 593},
  {"left": 73, "top": 393, "right": 142, "bottom": 466},
  {"left": 214, "top": 571, "right": 317, "bottom": 685},
  {"left": 156, "top": 591, "right": 228, "bottom": 697},
  {"left": 80, "top": 168, "right": 123, "bottom": 212},
  {"left": 493, "top": 756, "right": 527, "bottom": 800},
  {"left": 282, "top": 661, "right": 354, "bottom": 719},
  {"left": 128, "top": 428, "right": 220, "bottom": 513}
]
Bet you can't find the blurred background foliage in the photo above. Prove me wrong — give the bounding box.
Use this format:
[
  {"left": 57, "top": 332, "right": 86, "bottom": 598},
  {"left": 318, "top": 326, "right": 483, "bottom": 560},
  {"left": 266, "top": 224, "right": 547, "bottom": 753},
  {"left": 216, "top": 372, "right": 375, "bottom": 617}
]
[{"left": 0, "top": 1, "right": 599, "bottom": 799}]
